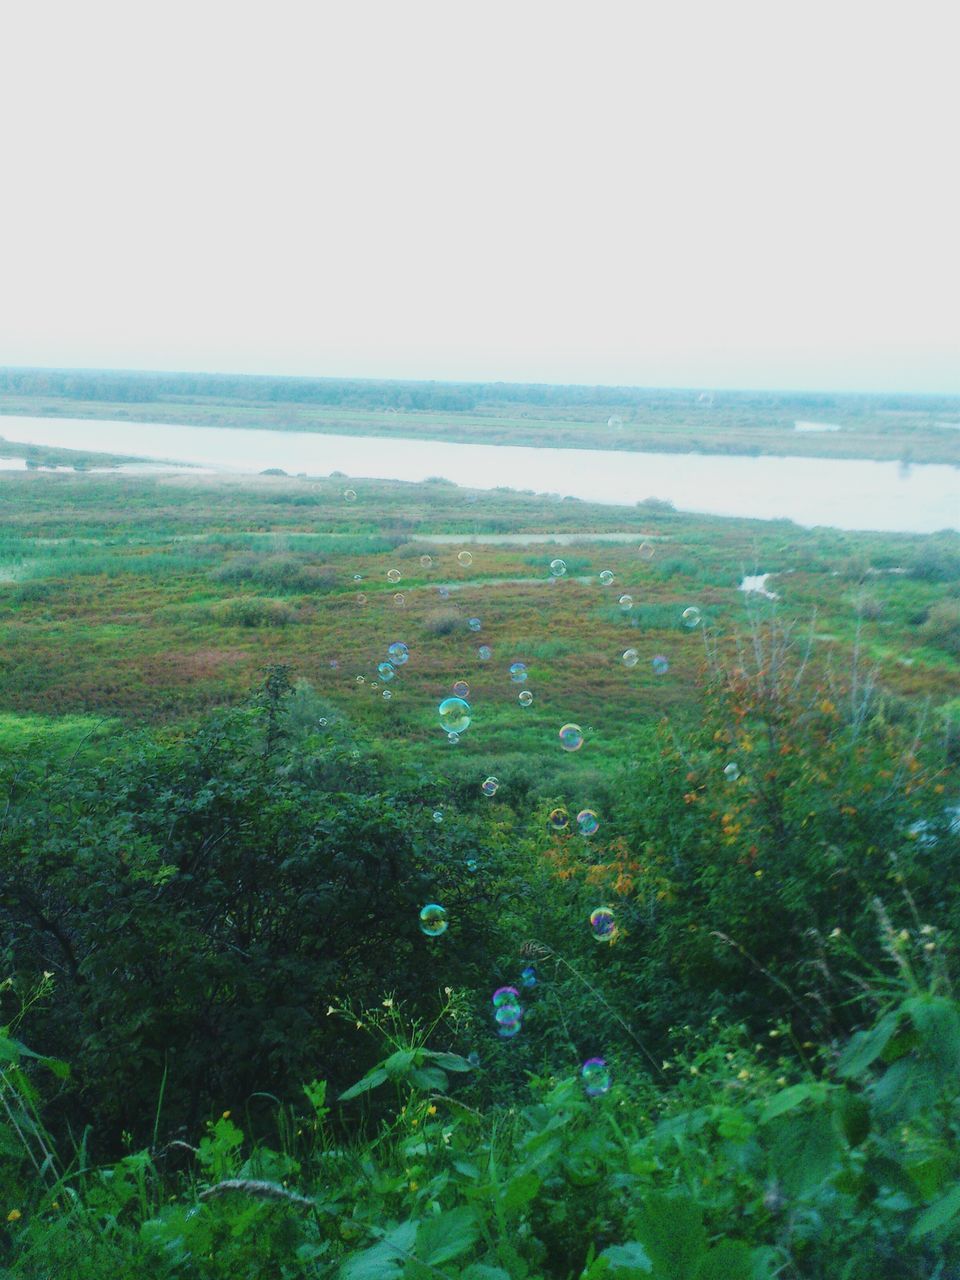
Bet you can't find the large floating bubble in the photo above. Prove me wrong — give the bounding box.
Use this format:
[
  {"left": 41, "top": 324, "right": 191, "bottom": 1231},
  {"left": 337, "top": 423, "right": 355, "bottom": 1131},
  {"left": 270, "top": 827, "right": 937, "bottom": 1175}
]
[
  {"left": 599, "top": 570, "right": 615, "bottom": 586},
  {"left": 452, "top": 679, "right": 470, "bottom": 698},
  {"left": 582, "top": 1057, "right": 612, "bottom": 1097},
  {"left": 481, "top": 776, "right": 499, "bottom": 797},
  {"left": 681, "top": 606, "right": 702, "bottom": 629},
  {"left": 549, "top": 559, "right": 567, "bottom": 577},
  {"left": 622, "top": 648, "right": 639, "bottom": 668},
  {"left": 478, "top": 645, "right": 492, "bottom": 662},
  {"left": 724, "top": 762, "right": 740, "bottom": 781},
  {"left": 468, "top": 617, "right": 482, "bottom": 632},
  {"left": 559, "top": 723, "right": 584, "bottom": 752},
  {"left": 457, "top": 550, "right": 474, "bottom": 567},
  {"left": 438, "top": 696, "right": 471, "bottom": 734},
  {"left": 419, "top": 904, "right": 448, "bottom": 937},
  {"left": 618, "top": 594, "right": 633, "bottom": 611},
  {"left": 638, "top": 541, "right": 654, "bottom": 561},
  {"left": 492, "top": 985, "right": 520, "bottom": 1008},
  {"left": 577, "top": 808, "right": 599, "bottom": 836},
  {"left": 548, "top": 807, "right": 570, "bottom": 831},
  {"left": 377, "top": 661, "right": 395, "bottom": 681},
  {"left": 652, "top": 654, "right": 669, "bottom": 675},
  {"left": 589, "top": 906, "right": 617, "bottom": 942},
  {"left": 509, "top": 662, "right": 528, "bottom": 684},
  {"left": 518, "top": 690, "right": 533, "bottom": 707},
  {"left": 387, "top": 568, "right": 402, "bottom": 584},
  {"left": 387, "top": 641, "right": 409, "bottom": 665}
]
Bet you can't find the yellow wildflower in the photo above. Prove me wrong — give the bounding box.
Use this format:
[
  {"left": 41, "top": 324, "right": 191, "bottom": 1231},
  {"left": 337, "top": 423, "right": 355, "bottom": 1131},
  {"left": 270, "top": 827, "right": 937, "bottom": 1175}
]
[{"left": 6, "top": 1210, "right": 21, "bottom": 1223}]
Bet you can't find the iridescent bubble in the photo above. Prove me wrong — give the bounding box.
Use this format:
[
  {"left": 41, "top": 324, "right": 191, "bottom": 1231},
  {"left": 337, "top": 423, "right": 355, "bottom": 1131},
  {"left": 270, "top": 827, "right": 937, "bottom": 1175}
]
[
  {"left": 520, "top": 966, "right": 537, "bottom": 989},
  {"left": 465, "top": 858, "right": 479, "bottom": 873},
  {"left": 548, "top": 807, "right": 569, "bottom": 831},
  {"left": 509, "top": 662, "right": 528, "bottom": 684},
  {"left": 492, "top": 988, "right": 524, "bottom": 1037},
  {"left": 681, "top": 606, "right": 702, "bottom": 629},
  {"left": 356, "top": 593, "right": 367, "bottom": 605},
  {"left": 724, "top": 762, "right": 740, "bottom": 781},
  {"left": 419, "top": 904, "right": 448, "bottom": 937},
  {"left": 638, "top": 541, "right": 655, "bottom": 561},
  {"left": 432, "top": 810, "right": 444, "bottom": 823},
  {"left": 549, "top": 559, "right": 567, "bottom": 577},
  {"left": 481, "top": 776, "right": 499, "bottom": 797},
  {"left": 457, "top": 550, "right": 474, "bottom": 567},
  {"left": 599, "top": 570, "right": 615, "bottom": 586},
  {"left": 492, "top": 986, "right": 521, "bottom": 1008},
  {"left": 478, "top": 645, "right": 492, "bottom": 662},
  {"left": 393, "top": 593, "right": 405, "bottom": 607},
  {"left": 582, "top": 1057, "right": 612, "bottom": 1097},
  {"left": 518, "top": 690, "right": 533, "bottom": 707},
  {"left": 382, "top": 689, "right": 392, "bottom": 700},
  {"left": 577, "top": 808, "right": 599, "bottom": 836},
  {"left": 438, "top": 585, "right": 451, "bottom": 600},
  {"left": 497, "top": 1019, "right": 522, "bottom": 1039},
  {"left": 387, "top": 568, "right": 402, "bottom": 584},
  {"left": 387, "top": 642, "right": 409, "bottom": 665},
  {"left": 343, "top": 489, "right": 357, "bottom": 503},
  {"left": 452, "top": 680, "right": 470, "bottom": 698},
  {"left": 420, "top": 554, "right": 433, "bottom": 569},
  {"left": 589, "top": 906, "right": 617, "bottom": 942},
  {"left": 618, "top": 594, "right": 633, "bottom": 611},
  {"left": 468, "top": 617, "right": 482, "bottom": 632},
  {"left": 377, "top": 661, "right": 396, "bottom": 681},
  {"left": 622, "top": 648, "right": 639, "bottom": 668},
  {"left": 438, "top": 696, "right": 471, "bottom": 734},
  {"left": 447, "top": 732, "right": 460, "bottom": 744},
  {"left": 559, "top": 723, "right": 584, "bottom": 752},
  {"left": 652, "top": 655, "right": 669, "bottom": 675}
]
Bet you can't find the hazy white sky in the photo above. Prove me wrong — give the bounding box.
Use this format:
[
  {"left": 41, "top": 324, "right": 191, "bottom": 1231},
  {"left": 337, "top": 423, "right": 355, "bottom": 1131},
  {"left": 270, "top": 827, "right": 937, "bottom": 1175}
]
[{"left": 1, "top": 1, "right": 957, "bottom": 393}]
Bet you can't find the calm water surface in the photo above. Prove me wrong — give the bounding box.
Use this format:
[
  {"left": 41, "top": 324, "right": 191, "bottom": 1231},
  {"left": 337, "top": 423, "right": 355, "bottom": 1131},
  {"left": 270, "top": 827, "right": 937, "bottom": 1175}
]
[{"left": 1, "top": 415, "right": 957, "bottom": 533}]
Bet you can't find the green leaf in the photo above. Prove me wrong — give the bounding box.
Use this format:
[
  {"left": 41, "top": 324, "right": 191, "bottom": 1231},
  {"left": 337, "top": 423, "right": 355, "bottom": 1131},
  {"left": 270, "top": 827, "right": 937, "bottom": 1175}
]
[
  {"left": 596, "top": 1242, "right": 654, "bottom": 1275},
  {"left": 423, "top": 1051, "right": 474, "bottom": 1072},
  {"left": 339, "top": 1067, "right": 390, "bottom": 1101},
  {"left": 837, "top": 1011, "right": 901, "bottom": 1078},
  {"left": 340, "top": 1220, "right": 418, "bottom": 1280},
  {"left": 835, "top": 1092, "right": 870, "bottom": 1148},
  {"left": 759, "top": 1083, "right": 823, "bottom": 1125},
  {"left": 384, "top": 1050, "right": 416, "bottom": 1078},
  {"left": 634, "top": 1193, "right": 707, "bottom": 1280},
  {"left": 408, "top": 1066, "right": 448, "bottom": 1091},
  {"left": 499, "top": 1171, "right": 540, "bottom": 1212},
  {"left": 693, "top": 1241, "right": 758, "bottom": 1280},
  {"left": 460, "top": 1267, "right": 512, "bottom": 1280},
  {"left": 768, "top": 1110, "right": 840, "bottom": 1198},
  {"left": 905, "top": 996, "right": 960, "bottom": 1075},
  {"left": 911, "top": 1182, "right": 960, "bottom": 1239},
  {"left": 414, "top": 1207, "right": 479, "bottom": 1266}
]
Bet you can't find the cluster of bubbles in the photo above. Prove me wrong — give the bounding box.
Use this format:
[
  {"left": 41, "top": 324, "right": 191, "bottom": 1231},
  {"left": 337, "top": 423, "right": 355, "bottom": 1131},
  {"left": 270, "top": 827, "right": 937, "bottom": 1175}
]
[{"left": 492, "top": 986, "right": 524, "bottom": 1038}]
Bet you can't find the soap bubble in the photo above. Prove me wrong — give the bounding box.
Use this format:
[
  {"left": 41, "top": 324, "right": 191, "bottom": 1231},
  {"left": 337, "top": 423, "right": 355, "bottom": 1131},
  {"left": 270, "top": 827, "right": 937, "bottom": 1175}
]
[
  {"left": 549, "top": 558, "right": 567, "bottom": 577},
  {"left": 419, "top": 904, "right": 448, "bottom": 937},
  {"left": 465, "top": 858, "right": 479, "bottom": 873},
  {"left": 457, "top": 550, "right": 474, "bottom": 567},
  {"left": 481, "top": 776, "right": 499, "bottom": 797},
  {"left": 577, "top": 809, "right": 599, "bottom": 836},
  {"left": 382, "top": 689, "right": 392, "bottom": 700},
  {"left": 387, "top": 642, "right": 409, "bottom": 665},
  {"left": 432, "top": 810, "right": 444, "bottom": 823},
  {"left": 618, "top": 594, "right": 633, "bottom": 611},
  {"left": 343, "top": 489, "right": 357, "bottom": 502},
  {"left": 638, "top": 541, "right": 654, "bottom": 560},
  {"left": 387, "top": 568, "right": 401, "bottom": 584},
  {"left": 582, "top": 1057, "right": 612, "bottom": 1097},
  {"left": 652, "top": 654, "right": 669, "bottom": 675},
  {"left": 467, "top": 1051, "right": 480, "bottom": 1067},
  {"left": 438, "top": 697, "right": 471, "bottom": 734},
  {"left": 393, "top": 593, "right": 405, "bottom": 606},
  {"left": 468, "top": 617, "right": 482, "bottom": 632},
  {"left": 329, "top": 659, "right": 339, "bottom": 669},
  {"left": 497, "top": 1019, "right": 522, "bottom": 1039},
  {"left": 622, "top": 648, "right": 639, "bottom": 668},
  {"left": 559, "top": 723, "right": 584, "bottom": 752},
  {"left": 438, "top": 585, "right": 451, "bottom": 600},
  {"left": 370, "top": 682, "right": 379, "bottom": 690},
  {"left": 520, "top": 966, "right": 537, "bottom": 988},
  {"left": 724, "top": 762, "right": 740, "bottom": 781},
  {"left": 599, "top": 570, "right": 615, "bottom": 586},
  {"left": 492, "top": 986, "right": 523, "bottom": 1038},
  {"left": 355, "top": 675, "right": 365, "bottom": 684},
  {"left": 607, "top": 415, "right": 623, "bottom": 429},
  {"left": 377, "top": 661, "right": 395, "bottom": 681},
  {"left": 447, "top": 732, "right": 460, "bottom": 744},
  {"left": 681, "top": 606, "right": 702, "bottom": 629},
  {"left": 589, "top": 906, "right": 617, "bottom": 942},
  {"left": 478, "top": 645, "right": 492, "bottom": 661},
  {"left": 492, "top": 986, "right": 521, "bottom": 1008},
  {"left": 318, "top": 717, "right": 328, "bottom": 726},
  {"left": 420, "top": 554, "right": 433, "bottom": 569},
  {"left": 509, "top": 662, "right": 528, "bottom": 684},
  {"left": 548, "top": 807, "right": 570, "bottom": 831},
  {"left": 518, "top": 690, "right": 533, "bottom": 707},
  {"left": 452, "top": 680, "right": 470, "bottom": 698},
  {"left": 356, "top": 593, "right": 367, "bottom": 605},
  {"left": 353, "top": 574, "right": 363, "bottom": 581}
]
